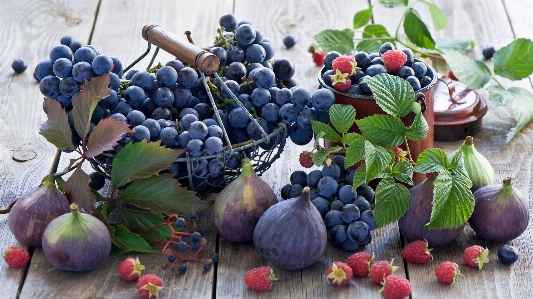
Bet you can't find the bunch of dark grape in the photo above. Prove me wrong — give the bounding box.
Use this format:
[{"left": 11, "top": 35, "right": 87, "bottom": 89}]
[
  {"left": 34, "top": 13, "right": 335, "bottom": 195},
  {"left": 280, "top": 155, "right": 377, "bottom": 252}
]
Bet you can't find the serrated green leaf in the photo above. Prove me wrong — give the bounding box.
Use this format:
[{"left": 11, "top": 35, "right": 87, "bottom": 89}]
[
  {"left": 447, "top": 150, "right": 470, "bottom": 183},
  {"left": 121, "top": 173, "right": 206, "bottom": 214},
  {"left": 112, "top": 225, "right": 159, "bottom": 254},
  {"left": 379, "top": 0, "right": 408, "bottom": 8},
  {"left": 356, "top": 40, "right": 382, "bottom": 53},
  {"left": 314, "top": 29, "right": 355, "bottom": 54},
  {"left": 435, "top": 38, "right": 474, "bottom": 53},
  {"left": 39, "top": 98, "right": 75, "bottom": 151},
  {"left": 63, "top": 165, "right": 96, "bottom": 214},
  {"left": 405, "top": 112, "right": 429, "bottom": 141},
  {"left": 487, "top": 86, "right": 533, "bottom": 144},
  {"left": 362, "top": 24, "right": 392, "bottom": 39},
  {"left": 345, "top": 136, "right": 366, "bottom": 168},
  {"left": 391, "top": 160, "right": 414, "bottom": 185},
  {"left": 342, "top": 132, "right": 365, "bottom": 146},
  {"left": 493, "top": 38, "right": 533, "bottom": 80},
  {"left": 367, "top": 74, "right": 415, "bottom": 118},
  {"left": 374, "top": 178, "right": 410, "bottom": 227},
  {"left": 311, "top": 120, "right": 342, "bottom": 142},
  {"left": 86, "top": 118, "right": 133, "bottom": 158},
  {"left": 329, "top": 104, "right": 356, "bottom": 134},
  {"left": 120, "top": 209, "right": 172, "bottom": 242},
  {"left": 364, "top": 142, "right": 393, "bottom": 183},
  {"left": 110, "top": 243, "right": 131, "bottom": 256},
  {"left": 413, "top": 148, "right": 448, "bottom": 173},
  {"left": 312, "top": 149, "right": 329, "bottom": 166},
  {"left": 351, "top": 162, "right": 367, "bottom": 188},
  {"left": 442, "top": 50, "right": 492, "bottom": 89},
  {"left": 426, "top": 2, "right": 447, "bottom": 30},
  {"left": 72, "top": 74, "right": 111, "bottom": 142},
  {"left": 353, "top": 7, "right": 373, "bottom": 30},
  {"left": 356, "top": 115, "right": 406, "bottom": 147},
  {"left": 425, "top": 172, "right": 474, "bottom": 229},
  {"left": 97, "top": 202, "right": 116, "bottom": 220},
  {"left": 404, "top": 8, "right": 436, "bottom": 50},
  {"left": 111, "top": 139, "right": 183, "bottom": 189}
]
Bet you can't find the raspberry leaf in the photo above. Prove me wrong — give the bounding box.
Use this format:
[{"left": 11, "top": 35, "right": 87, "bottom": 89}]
[
  {"left": 374, "top": 178, "right": 410, "bottom": 227},
  {"left": 493, "top": 38, "right": 533, "bottom": 80},
  {"left": 39, "top": 98, "right": 75, "bottom": 151},
  {"left": 405, "top": 112, "right": 429, "bottom": 141},
  {"left": 403, "top": 8, "right": 437, "bottom": 50},
  {"left": 313, "top": 29, "right": 354, "bottom": 54},
  {"left": 356, "top": 114, "right": 406, "bottom": 148},
  {"left": 362, "top": 24, "right": 393, "bottom": 50},
  {"left": 353, "top": 7, "right": 373, "bottom": 30},
  {"left": 441, "top": 50, "right": 492, "bottom": 89},
  {"left": 424, "top": 1, "right": 447, "bottom": 30},
  {"left": 364, "top": 142, "right": 393, "bottom": 183},
  {"left": 329, "top": 104, "right": 356, "bottom": 135},
  {"left": 112, "top": 225, "right": 159, "bottom": 254},
  {"left": 350, "top": 162, "right": 367, "bottom": 188},
  {"left": 355, "top": 39, "right": 382, "bottom": 53},
  {"left": 312, "top": 146, "right": 342, "bottom": 166},
  {"left": 366, "top": 73, "right": 414, "bottom": 118},
  {"left": 413, "top": 148, "right": 448, "bottom": 173},
  {"left": 345, "top": 136, "right": 365, "bottom": 168},
  {"left": 311, "top": 120, "right": 342, "bottom": 142},
  {"left": 86, "top": 118, "right": 133, "bottom": 158},
  {"left": 391, "top": 160, "right": 414, "bottom": 185}
]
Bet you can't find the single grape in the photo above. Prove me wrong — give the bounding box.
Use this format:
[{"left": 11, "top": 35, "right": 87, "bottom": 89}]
[
  {"left": 142, "top": 118, "right": 161, "bottom": 140},
  {"left": 360, "top": 210, "right": 377, "bottom": 230},
  {"left": 246, "top": 117, "right": 268, "bottom": 140},
  {"left": 283, "top": 35, "right": 297, "bottom": 49},
  {"left": 353, "top": 196, "right": 371, "bottom": 212},
  {"left": 175, "top": 217, "right": 186, "bottom": 228},
  {"left": 228, "top": 107, "right": 250, "bottom": 128},
  {"left": 203, "top": 262, "right": 212, "bottom": 271},
  {"left": 91, "top": 54, "right": 113, "bottom": 75},
  {"left": 210, "top": 252, "right": 220, "bottom": 263},
  {"left": 73, "top": 46, "right": 96, "bottom": 63},
  {"left": 173, "top": 87, "right": 193, "bottom": 108},
  {"left": 226, "top": 61, "right": 247, "bottom": 81},
  {"left": 249, "top": 67, "right": 275, "bottom": 89},
  {"left": 288, "top": 184, "right": 304, "bottom": 198},
  {"left": 354, "top": 52, "right": 370, "bottom": 70},
  {"left": 131, "top": 71, "right": 155, "bottom": 92},
  {"left": 289, "top": 123, "right": 313, "bottom": 145},
  {"left": 178, "top": 131, "right": 191, "bottom": 148},
  {"left": 59, "top": 77, "right": 80, "bottom": 97},
  {"left": 124, "top": 86, "right": 147, "bottom": 108},
  {"left": 131, "top": 125, "right": 150, "bottom": 142},
  {"left": 208, "top": 158, "right": 225, "bottom": 177},
  {"left": 306, "top": 170, "right": 323, "bottom": 188},
  {"left": 497, "top": 245, "right": 519, "bottom": 265},
  {"left": 357, "top": 185, "right": 375, "bottom": 203},
  {"left": 338, "top": 185, "right": 355, "bottom": 204},
  {"left": 341, "top": 204, "right": 361, "bottom": 223},
  {"left": 323, "top": 51, "right": 341, "bottom": 69},
  {"left": 179, "top": 113, "right": 199, "bottom": 131},
  {"left": 317, "top": 176, "right": 338, "bottom": 198},
  {"left": 210, "top": 47, "right": 227, "bottom": 66},
  {"left": 324, "top": 210, "right": 344, "bottom": 229},
  {"left": 205, "top": 136, "right": 223, "bottom": 155},
  {"left": 411, "top": 61, "right": 428, "bottom": 77},
  {"left": 296, "top": 106, "right": 315, "bottom": 130},
  {"left": 245, "top": 44, "right": 266, "bottom": 63},
  {"left": 151, "top": 107, "right": 172, "bottom": 120},
  {"left": 127, "top": 110, "right": 146, "bottom": 127},
  {"left": 272, "top": 58, "right": 295, "bottom": 81},
  {"left": 71, "top": 61, "right": 94, "bottom": 83},
  {"left": 159, "top": 127, "right": 179, "bottom": 146},
  {"left": 34, "top": 60, "right": 54, "bottom": 81},
  {"left": 178, "top": 67, "right": 198, "bottom": 88},
  {"left": 261, "top": 41, "right": 275, "bottom": 60},
  {"left": 328, "top": 224, "right": 348, "bottom": 247},
  {"left": 187, "top": 139, "right": 204, "bottom": 157},
  {"left": 311, "top": 88, "right": 335, "bottom": 112},
  {"left": 188, "top": 120, "right": 208, "bottom": 140},
  {"left": 226, "top": 46, "right": 245, "bottom": 64},
  {"left": 39, "top": 75, "right": 61, "bottom": 98},
  {"left": 156, "top": 65, "right": 178, "bottom": 87},
  {"left": 278, "top": 103, "right": 298, "bottom": 124},
  {"left": 60, "top": 36, "right": 72, "bottom": 46},
  {"left": 219, "top": 13, "right": 237, "bottom": 31},
  {"left": 235, "top": 24, "right": 256, "bottom": 45},
  {"left": 12, "top": 59, "right": 28, "bottom": 74},
  {"left": 50, "top": 44, "right": 73, "bottom": 62},
  {"left": 347, "top": 221, "right": 370, "bottom": 243},
  {"left": 177, "top": 263, "right": 187, "bottom": 274},
  {"left": 311, "top": 197, "right": 330, "bottom": 218},
  {"left": 329, "top": 199, "right": 345, "bottom": 211},
  {"left": 166, "top": 59, "right": 185, "bottom": 73}
]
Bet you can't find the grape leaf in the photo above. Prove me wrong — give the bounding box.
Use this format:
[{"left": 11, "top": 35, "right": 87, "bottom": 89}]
[
  {"left": 391, "top": 160, "right": 414, "bottom": 185},
  {"left": 120, "top": 209, "right": 172, "bottom": 242},
  {"left": 405, "top": 112, "right": 429, "bottom": 141},
  {"left": 311, "top": 120, "right": 342, "bottom": 142},
  {"left": 72, "top": 74, "right": 111, "bottom": 142},
  {"left": 39, "top": 98, "right": 75, "bottom": 151},
  {"left": 424, "top": 2, "right": 447, "bottom": 30},
  {"left": 374, "top": 178, "right": 410, "bottom": 228},
  {"left": 366, "top": 73, "right": 414, "bottom": 118},
  {"left": 441, "top": 50, "right": 492, "bottom": 89},
  {"left": 487, "top": 86, "right": 533, "bottom": 144},
  {"left": 364, "top": 142, "right": 393, "bottom": 183},
  {"left": 353, "top": 7, "right": 373, "bottom": 30},
  {"left": 403, "top": 8, "right": 437, "bottom": 50},
  {"left": 112, "top": 225, "right": 159, "bottom": 254},
  {"left": 356, "top": 114, "right": 406, "bottom": 148},
  {"left": 413, "top": 148, "right": 448, "bottom": 173},
  {"left": 329, "top": 104, "right": 356, "bottom": 135},
  {"left": 121, "top": 173, "right": 206, "bottom": 215},
  {"left": 63, "top": 165, "right": 96, "bottom": 214},
  {"left": 86, "top": 118, "right": 133, "bottom": 158},
  {"left": 379, "top": 0, "right": 408, "bottom": 8},
  {"left": 111, "top": 139, "right": 183, "bottom": 189},
  {"left": 314, "top": 29, "right": 354, "bottom": 54},
  {"left": 493, "top": 38, "right": 533, "bottom": 80},
  {"left": 425, "top": 172, "right": 474, "bottom": 229}
]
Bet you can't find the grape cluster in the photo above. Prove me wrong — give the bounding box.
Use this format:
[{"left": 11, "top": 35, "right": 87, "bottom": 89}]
[
  {"left": 35, "top": 13, "right": 335, "bottom": 195},
  {"left": 280, "top": 155, "right": 377, "bottom": 252},
  {"left": 320, "top": 42, "right": 435, "bottom": 95}
]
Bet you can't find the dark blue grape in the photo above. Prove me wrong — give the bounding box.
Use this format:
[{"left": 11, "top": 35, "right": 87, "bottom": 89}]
[
  {"left": 296, "top": 107, "right": 315, "bottom": 130},
  {"left": 401, "top": 48, "right": 414, "bottom": 66},
  {"left": 142, "top": 118, "right": 161, "bottom": 140},
  {"left": 317, "top": 176, "right": 338, "bottom": 198},
  {"left": 179, "top": 113, "right": 199, "bottom": 131},
  {"left": 127, "top": 110, "right": 146, "bottom": 127},
  {"left": 329, "top": 200, "right": 345, "bottom": 211},
  {"left": 34, "top": 60, "right": 54, "bottom": 80},
  {"left": 207, "top": 125, "right": 223, "bottom": 139},
  {"left": 341, "top": 204, "right": 361, "bottom": 223},
  {"left": 359, "top": 231, "right": 372, "bottom": 246},
  {"left": 228, "top": 107, "right": 250, "bottom": 128},
  {"left": 220, "top": 80, "right": 240, "bottom": 99},
  {"left": 60, "top": 36, "right": 72, "bottom": 46},
  {"left": 53, "top": 58, "right": 72, "bottom": 78},
  {"left": 275, "top": 88, "right": 292, "bottom": 106},
  {"left": 283, "top": 35, "right": 297, "bottom": 49},
  {"left": 321, "top": 69, "right": 335, "bottom": 87},
  {"left": 311, "top": 197, "right": 330, "bottom": 218},
  {"left": 210, "top": 252, "right": 219, "bottom": 263},
  {"left": 260, "top": 103, "right": 280, "bottom": 122},
  {"left": 50, "top": 45, "right": 73, "bottom": 62},
  {"left": 177, "top": 263, "right": 187, "bottom": 274},
  {"left": 246, "top": 117, "right": 268, "bottom": 140},
  {"left": 250, "top": 87, "right": 270, "bottom": 107},
  {"left": 74, "top": 46, "right": 96, "bottom": 63},
  {"left": 482, "top": 45, "right": 496, "bottom": 60},
  {"left": 208, "top": 158, "right": 225, "bottom": 177},
  {"left": 226, "top": 46, "right": 245, "bottom": 64},
  {"left": 311, "top": 89, "right": 335, "bottom": 112},
  {"left": 68, "top": 41, "right": 83, "bottom": 53},
  {"left": 125, "top": 69, "right": 138, "bottom": 80},
  {"left": 151, "top": 107, "right": 172, "bottom": 120},
  {"left": 347, "top": 221, "right": 370, "bottom": 243},
  {"left": 205, "top": 136, "right": 223, "bottom": 155},
  {"left": 219, "top": 13, "right": 237, "bottom": 31},
  {"left": 288, "top": 184, "right": 304, "bottom": 198},
  {"left": 187, "top": 139, "right": 204, "bottom": 156},
  {"left": 235, "top": 24, "right": 256, "bottom": 45},
  {"left": 290, "top": 171, "right": 307, "bottom": 186},
  {"left": 291, "top": 87, "right": 311, "bottom": 109},
  {"left": 245, "top": 44, "right": 266, "bottom": 63},
  {"left": 342, "top": 237, "right": 360, "bottom": 251},
  {"left": 173, "top": 87, "right": 193, "bottom": 108},
  {"left": 110, "top": 113, "right": 127, "bottom": 122},
  {"left": 178, "top": 241, "right": 187, "bottom": 251},
  {"left": 338, "top": 185, "right": 355, "bottom": 204},
  {"left": 328, "top": 224, "right": 348, "bottom": 247},
  {"left": 226, "top": 62, "right": 247, "bottom": 81},
  {"left": 178, "top": 67, "right": 198, "bottom": 88},
  {"left": 112, "top": 102, "right": 133, "bottom": 116},
  {"left": 159, "top": 127, "right": 178, "bottom": 146},
  {"left": 273, "top": 58, "right": 295, "bottom": 81},
  {"left": 131, "top": 71, "right": 155, "bottom": 92},
  {"left": 188, "top": 120, "right": 208, "bottom": 140},
  {"left": 278, "top": 103, "right": 298, "bottom": 124},
  {"left": 353, "top": 196, "right": 370, "bottom": 212},
  {"left": 55, "top": 95, "right": 73, "bottom": 111},
  {"left": 360, "top": 210, "right": 377, "bottom": 230},
  {"left": 250, "top": 67, "right": 275, "bottom": 89},
  {"left": 371, "top": 57, "right": 384, "bottom": 65},
  {"left": 497, "top": 245, "right": 519, "bottom": 265},
  {"left": 124, "top": 86, "right": 146, "bottom": 108},
  {"left": 166, "top": 59, "right": 185, "bottom": 72},
  {"left": 59, "top": 77, "right": 79, "bottom": 97},
  {"left": 322, "top": 163, "right": 341, "bottom": 180},
  {"left": 306, "top": 170, "right": 322, "bottom": 188},
  {"left": 177, "top": 131, "right": 191, "bottom": 148},
  {"left": 226, "top": 152, "right": 242, "bottom": 169},
  {"left": 39, "top": 75, "right": 61, "bottom": 98},
  {"left": 91, "top": 55, "right": 113, "bottom": 75},
  {"left": 397, "top": 66, "right": 415, "bottom": 78},
  {"left": 153, "top": 87, "right": 174, "bottom": 108},
  {"left": 156, "top": 65, "right": 178, "bottom": 87},
  {"left": 324, "top": 210, "right": 344, "bottom": 229},
  {"left": 131, "top": 125, "right": 150, "bottom": 142},
  {"left": 168, "top": 255, "right": 176, "bottom": 263},
  {"left": 357, "top": 185, "right": 375, "bottom": 203},
  {"left": 289, "top": 123, "right": 313, "bottom": 145},
  {"left": 358, "top": 77, "right": 372, "bottom": 94},
  {"left": 324, "top": 51, "right": 341, "bottom": 69},
  {"left": 210, "top": 47, "right": 227, "bottom": 66},
  {"left": 261, "top": 41, "right": 275, "bottom": 60},
  {"left": 203, "top": 262, "right": 212, "bottom": 271},
  {"left": 418, "top": 75, "right": 432, "bottom": 88},
  {"left": 72, "top": 62, "right": 94, "bottom": 83}
]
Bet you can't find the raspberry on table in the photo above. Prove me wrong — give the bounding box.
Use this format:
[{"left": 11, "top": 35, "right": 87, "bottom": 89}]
[
  {"left": 435, "top": 261, "right": 461, "bottom": 284},
  {"left": 3, "top": 245, "right": 30, "bottom": 269},
  {"left": 381, "top": 50, "right": 407, "bottom": 72},
  {"left": 136, "top": 274, "right": 164, "bottom": 299},
  {"left": 299, "top": 151, "right": 314, "bottom": 168},
  {"left": 401, "top": 240, "right": 433, "bottom": 264},
  {"left": 331, "top": 55, "right": 357, "bottom": 76},
  {"left": 244, "top": 266, "right": 277, "bottom": 291},
  {"left": 369, "top": 259, "right": 399, "bottom": 285},
  {"left": 463, "top": 245, "right": 489, "bottom": 270},
  {"left": 326, "top": 262, "right": 353, "bottom": 287},
  {"left": 346, "top": 252, "right": 374, "bottom": 277},
  {"left": 379, "top": 274, "right": 411, "bottom": 299},
  {"left": 118, "top": 257, "right": 145, "bottom": 281}
]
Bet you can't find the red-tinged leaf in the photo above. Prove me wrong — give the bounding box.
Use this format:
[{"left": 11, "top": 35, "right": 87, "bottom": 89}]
[
  {"left": 111, "top": 140, "right": 184, "bottom": 189},
  {"left": 86, "top": 118, "right": 133, "bottom": 158},
  {"left": 39, "top": 98, "right": 75, "bottom": 150},
  {"left": 64, "top": 166, "right": 96, "bottom": 214},
  {"left": 72, "top": 74, "right": 111, "bottom": 142},
  {"left": 121, "top": 174, "right": 206, "bottom": 215}
]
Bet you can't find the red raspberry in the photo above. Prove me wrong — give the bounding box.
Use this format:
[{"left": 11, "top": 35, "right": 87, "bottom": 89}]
[
  {"left": 381, "top": 50, "right": 407, "bottom": 72},
  {"left": 312, "top": 52, "right": 326, "bottom": 66},
  {"left": 244, "top": 266, "right": 277, "bottom": 291},
  {"left": 118, "top": 257, "right": 145, "bottom": 281},
  {"left": 379, "top": 274, "right": 411, "bottom": 299},
  {"left": 346, "top": 252, "right": 374, "bottom": 277},
  {"left": 331, "top": 55, "right": 357, "bottom": 76},
  {"left": 3, "top": 245, "right": 30, "bottom": 269},
  {"left": 299, "top": 151, "right": 314, "bottom": 168},
  {"left": 401, "top": 240, "right": 433, "bottom": 264},
  {"left": 435, "top": 261, "right": 461, "bottom": 284},
  {"left": 369, "top": 259, "right": 399, "bottom": 285},
  {"left": 326, "top": 262, "right": 353, "bottom": 287},
  {"left": 136, "top": 274, "right": 163, "bottom": 299},
  {"left": 463, "top": 245, "right": 489, "bottom": 270},
  {"left": 330, "top": 69, "right": 351, "bottom": 92}
]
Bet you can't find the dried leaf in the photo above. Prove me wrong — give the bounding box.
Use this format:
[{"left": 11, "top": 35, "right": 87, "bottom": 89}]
[
  {"left": 86, "top": 118, "right": 133, "bottom": 158},
  {"left": 39, "top": 98, "right": 75, "bottom": 151},
  {"left": 64, "top": 166, "right": 96, "bottom": 214}
]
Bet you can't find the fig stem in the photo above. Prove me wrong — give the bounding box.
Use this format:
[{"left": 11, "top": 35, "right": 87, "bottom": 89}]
[{"left": 0, "top": 198, "right": 18, "bottom": 214}]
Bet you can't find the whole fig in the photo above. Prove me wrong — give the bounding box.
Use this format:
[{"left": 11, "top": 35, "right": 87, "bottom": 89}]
[
  {"left": 212, "top": 158, "right": 277, "bottom": 242},
  {"left": 453, "top": 136, "right": 495, "bottom": 191},
  {"left": 398, "top": 173, "right": 465, "bottom": 247},
  {"left": 8, "top": 175, "right": 71, "bottom": 247},
  {"left": 253, "top": 187, "right": 327, "bottom": 270},
  {"left": 42, "top": 203, "right": 111, "bottom": 271},
  {"left": 469, "top": 177, "right": 529, "bottom": 242}
]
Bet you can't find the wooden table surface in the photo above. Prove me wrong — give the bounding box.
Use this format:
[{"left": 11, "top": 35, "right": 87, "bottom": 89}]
[{"left": 2, "top": 0, "right": 533, "bottom": 298}]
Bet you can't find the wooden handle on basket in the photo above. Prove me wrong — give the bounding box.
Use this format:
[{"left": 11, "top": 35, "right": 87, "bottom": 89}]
[{"left": 142, "top": 24, "right": 220, "bottom": 75}]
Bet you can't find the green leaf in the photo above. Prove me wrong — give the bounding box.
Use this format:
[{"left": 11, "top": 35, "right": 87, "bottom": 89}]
[
  {"left": 435, "top": 38, "right": 474, "bottom": 53},
  {"left": 111, "top": 139, "right": 183, "bottom": 189},
  {"left": 353, "top": 7, "right": 373, "bottom": 29},
  {"left": 86, "top": 118, "right": 133, "bottom": 158},
  {"left": 63, "top": 165, "right": 96, "bottom": 214},
  {"left": 413, "top": 148, "right": 448, "bottom": 173},
  {"left": 379, "top": 0, "right": 408, "bottom": 8},
  {"left": 121, "top": 173, "right": 206, "bottom": 215},
  {"left": 391, "top": 160, "right": 414, "bottom": 185},
  {"left": 403, "top": 8, "right": 436, "bottom": 50},
  {"left": 112, "top": 225, "right": 159, "bottom": 254},
  {"left": 311, "top": 119, "right": 342, "bottom": 142},
  {"left": 39, "top": 98, "right": 75, "bottom": 151},
  {"left": 364, "top": 142, "right": 393, "bottom": 183},
  {"left": 441, "top": 50, "right": 492, "bottom": 89},
  {"left": 356, "top": 40, "right": 382, "bottom": 53},
  {"left": 426, "top": 2, "right": 447, "bottom": 30},
  {"left": 71, "top": 74, "right": 111, "bottom": 142},
  {"left": 350, "top": 162, "right": 367, "bottom": 188},
  {"left": 366, "top": 73, "right": 415, "bottom": 118},
  {"left": 345, "top": 136, "right": 366, "bottom": 168},
  {"left": 405, "top": 112, "right": 429, "bottom": 141},
  {"left": 447, "top": 150, "right": 470, "bottom": 182},
  {"left": 374, "top": 178, "right": 410, "bottom": 227},
  {"left": 97, "top": 202, "right": 116, "bottom": 220},
  {"left": 362, "top": 24, "right": 392, "bottom": 39},
  {"left": 342, "top": 132, "right": 364, "bottom": 146},
  {"left": 314, "top": 29, "right": 355, "bottom": 54},
  {"left": 425, "top": 172, "right": 474, "bottom": 229},
  {"left": 312, "top": 149, "right": 329, "bottom": 166},
  {"left": 120, "top": 209, "right": 172, "bottom": 242},
  {"left": 487, "top": 86, "right": 533, "bottom": 144},
  {"left": 329, "top": 104, "right": 356, "bottom": 135},
  {"left": 110, "top": 243, "right": 132, "bottom": 256},
  {"left": 493, "top": 38, "right": 533, "bottom": 80},
  {"left": 356, "top": 115, "right": 406, "bottom": 148}
]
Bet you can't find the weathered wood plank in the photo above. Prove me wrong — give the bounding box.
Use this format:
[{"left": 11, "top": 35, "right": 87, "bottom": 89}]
[{"left": 0, "top": 0, "right": 99, "bottom": 298}]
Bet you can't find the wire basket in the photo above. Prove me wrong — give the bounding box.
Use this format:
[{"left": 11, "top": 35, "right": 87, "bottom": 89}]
[{"left": 90, "top": 24, "right": 288, "bottom": 197}]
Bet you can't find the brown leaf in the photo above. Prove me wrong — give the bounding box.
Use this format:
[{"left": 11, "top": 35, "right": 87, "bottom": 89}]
[
  {"left": 86, "top": 118, "right": 133, "bottom": 158},
  {"left": 39, "top": 98, "right": 75, "bottom": 150},
  {"left": 64, "top": 166, "right": 96, "bottom": 214}
]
